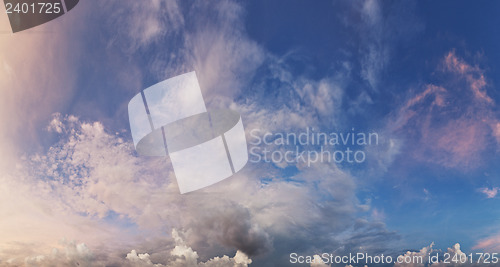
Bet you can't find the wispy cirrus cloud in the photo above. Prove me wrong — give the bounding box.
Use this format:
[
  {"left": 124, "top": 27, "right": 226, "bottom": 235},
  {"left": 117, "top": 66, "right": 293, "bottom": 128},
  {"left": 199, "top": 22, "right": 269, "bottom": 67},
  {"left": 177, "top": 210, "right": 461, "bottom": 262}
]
[
  {"left": 388, "top": 51, "right": 500, "bottom": 170},
  {"left": 349, "top": 0, "right": 423, "bottom": 92},
  {"left": 444, "top": 51, "right": 492, "bottom": 104},
  {"left": 359, "top": 0, "right": 387, "bottom": 91},
  {"left": 473, "top": 235, "right": 500, "bottom": 253}
]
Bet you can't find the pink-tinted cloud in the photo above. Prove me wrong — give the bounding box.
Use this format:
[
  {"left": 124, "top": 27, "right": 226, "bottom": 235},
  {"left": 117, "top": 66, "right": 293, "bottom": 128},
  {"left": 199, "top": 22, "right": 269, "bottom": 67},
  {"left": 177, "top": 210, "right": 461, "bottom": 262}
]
[
  {"left": 389, "top": 84, "right": 447, "bottom": 133},
  {"left": 473, "top": 235, "right": 500, "bottom": 252},
  {"left": 389, "top": 51, "right": 499, "bottom": 170},
  {"left": 404, "top": 84, "right": 447, "bottom": 110},
  {"left": 431, "top": 118, "right": 489, "bottom": 169},
  {"left": 392, "top": 85, "right": 489, "bottom": 169},
  {"left": 444, "top": 51, "right": 493, "bottom": 104},
  {"left": 479, "top": 187, "right": 499, "bottom": 198}
]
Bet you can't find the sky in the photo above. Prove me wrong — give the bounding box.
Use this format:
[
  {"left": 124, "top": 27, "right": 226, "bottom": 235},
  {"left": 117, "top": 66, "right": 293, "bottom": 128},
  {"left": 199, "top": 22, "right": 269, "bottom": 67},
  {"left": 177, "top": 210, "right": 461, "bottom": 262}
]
[{"left": 1, "top": 0, "right": 500, "bottom": 266}]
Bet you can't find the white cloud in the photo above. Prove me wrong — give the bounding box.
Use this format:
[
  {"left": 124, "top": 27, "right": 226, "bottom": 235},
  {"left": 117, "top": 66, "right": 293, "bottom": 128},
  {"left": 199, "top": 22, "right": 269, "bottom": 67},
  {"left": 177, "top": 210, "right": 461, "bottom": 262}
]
[
  {"left": 359, "top": 0, "right": 387, "bottom": 90},
  {"left": 394, "top": 243, "right": 433, "bottom": 267},
  {"left": 0, "top": 110, "right": 377, "bottom": 265},
  {"left": 429, "top": 243, "right": 472, "bottom": 267},
  {"left": 3, "top": 240, "right": 100, "bottom": 267},
  {"left": 100, "top": 0, "right": 184, "bottom": 49},
  {"left": 343, "top": 0, "right": 423, "bottom": 91},
  {"left": 125, "top": 229, "right": 252, "bottom": 267},
  {"left": 232, "top": 55, "right": 350, "bottom": 138}
]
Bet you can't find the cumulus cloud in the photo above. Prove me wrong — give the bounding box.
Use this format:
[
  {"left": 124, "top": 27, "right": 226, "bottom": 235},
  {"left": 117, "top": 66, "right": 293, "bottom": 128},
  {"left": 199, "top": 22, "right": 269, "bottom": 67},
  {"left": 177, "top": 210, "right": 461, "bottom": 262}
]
[
  {"left": 0, "top": 107, "right": 391, "bottom": 265},
  {"left": 427, "top": 243, "right": 481, "bottom": 267},
  {"left": 0, "top": 228, "right": 252, "bottom": 266},
  {"left": 309, "top": 255, "right": 331, "bottom": 267},
  {"left": 395, "top": 243, "right": 490, "bottom": 267},
  {"left": 125, "top": 229, "right": 252, "bottom": 267},
  {"left": 394, "top": 243, "right": 434, "bottom": 267},
  {"left": 1, "top": 241, "right": 92, "bottom": 267}
]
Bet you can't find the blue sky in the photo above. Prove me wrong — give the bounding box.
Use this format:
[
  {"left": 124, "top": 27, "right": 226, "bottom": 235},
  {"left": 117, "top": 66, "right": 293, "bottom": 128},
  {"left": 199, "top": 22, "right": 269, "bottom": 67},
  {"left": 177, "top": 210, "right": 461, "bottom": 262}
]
[{"left": 1, "top": 0, "right": 500, "bottom": 266}]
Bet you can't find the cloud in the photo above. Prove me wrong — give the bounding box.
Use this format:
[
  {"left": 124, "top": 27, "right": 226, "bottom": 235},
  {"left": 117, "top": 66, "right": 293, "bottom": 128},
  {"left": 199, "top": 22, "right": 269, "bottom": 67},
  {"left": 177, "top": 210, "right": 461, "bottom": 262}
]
[
  {"left": 0, "top": 114, "right": 263, "bottom": 264},
  {"left": 0, "top": 2, "right": 80, "bottom": 171},
  {"left": 394, "top": 242, "right": 434, "bottom": 267},
  {"left": 387, "top": 51, "right": 500, "bottom": 170},
  {"left": 310, "top": 255, "right": 331, "bottom": 267},
  {"left": 479, "top": 187, "right": 499, "bottom": 198},
  {"left": 99, "top": 0, "right": 184, "bottom": 50},
  {"left": 0, "top": 228, "right": 253, "bottom": 266},
  {"left": 0, "top": 1, "right": 404, "bottom": 265},
  {"left": 25, "top": 242, "right": 93, "bottom": 267},
  {"left": 473, "top": 234, "right": 500, "bottom": 252},
  {"left": 428, "top": 243, "right": 484, "bottom": 267},
  {"left": 183, "top": 1, "right": 265, "bottom": 103},
  {"left": 129, "top": 229, "right": 253, "bottom": 267},
  {"left": 339, "top": 219, "right": 400, "bottom": 255},
  {"left": 234, "top": 55, "right": 350, "bottom": 138},
  {"left": 444, "top": 51, "right": 492, "bottom": 104},
  {"left": 349, "top": 0, "right": 423, "bottom": 91},
  {"left": 0, "top": 107, "right": 396, "bottom": 265},
  {"left": 359, "top": 0, "right": 388, "bottom": 90}
]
